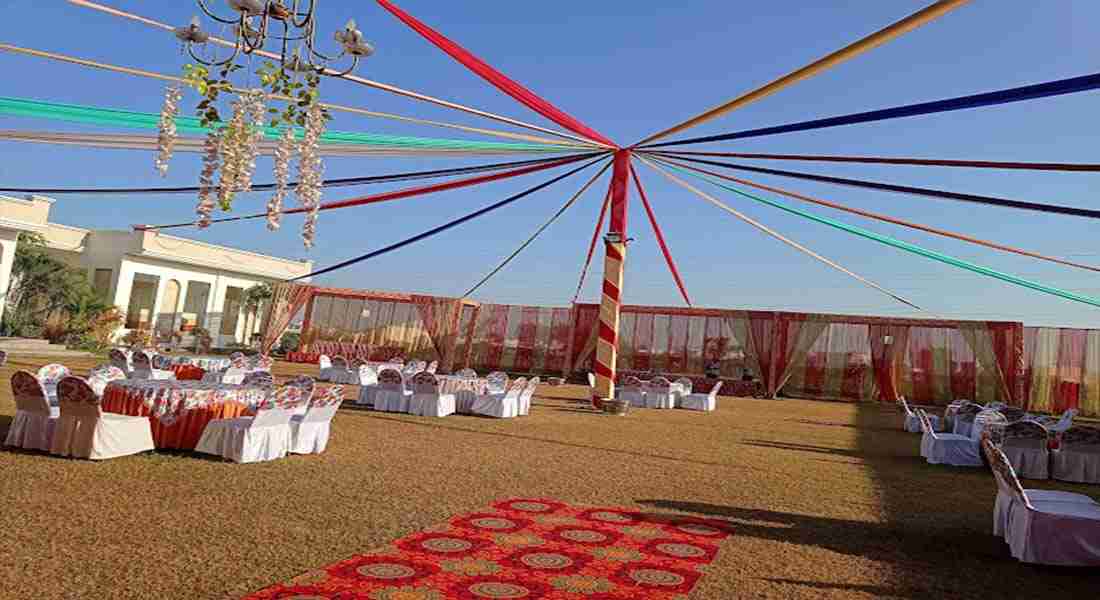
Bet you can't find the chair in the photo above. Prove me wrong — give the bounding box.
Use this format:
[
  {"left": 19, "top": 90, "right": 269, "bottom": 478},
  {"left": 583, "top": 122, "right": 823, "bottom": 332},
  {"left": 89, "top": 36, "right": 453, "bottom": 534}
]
[
  {"left": 673, "top": 376, "right": 694, "bottom": 399},
  {"left": 290, "top": 386, "right": 344, "bottom": 454},
  {"left": 916, "top": 409, "right": 982, "bottom": 467},
  {"left": 1051, "top": 426, "right": 1100, "bottom": 484},
  {"left": 0, "top": 349, "right": 6, "bottom": 367},
  {"left": 204, "top": 367, "right": 247, "bottom": 385},
  {"left": 373, "top": 368, "right": 412, "bottom": 413},
  {"left": 982, "top": 436, "right": 1100, "bottom": 566},
  {"left": 87, "top": 365, "right": 127, "bottom": 397},
  {"left": 680, "top": 381, "right": 723, "bottom": 412},
  {"left": 426, "top": 360, "right": 438, "bottom": 374},
  {"left": 229, "top": 352, "right": 248, "bottom": 369},
  {"left": 283, "top": 375, "right": 316, "bottom": 416},
  {"left": 109, "top": 349, "right": 133, "bottom": 377},
  {"left": 4, "top": 371, "right": 58, "bottom": 451},
  {"left": 952, "top": 403, "right": 984, "bottom": 437},
  {"left": 327, "top": 356, "right": 357, "bottom": 385},
  {"left": 50, "top": 376, "right": 154, "bottom": 460},
  {"left": 518, "top": 377, "right": 540, "bottom": 416},
  {"left": 194, "top": 385, "right": 305, "bottom": 463},
  {"left": 899, "top": 397, "right": 939, "bottom": 433},
  {"left": 617, "top": 376, "right": 646, "bottom": 408},
  {"left": 456, "top": 368, "right": 478, "bottom": 379},
  {"left": 999, "top": 420, "right": 1050, "bottom": 480},
  {"left": 318, "top": 354, "right": 333, "bottom": 380},
  {"left": 408, "top": 372, "right": 457, "bottom": 417},
  {"left": 355, "top": 365, "right": 380, "bottom": 406},
  {"left": 251, "top": 354, "right": 274, "bottom": 373},
  {"left": 242, "top": 371, "right": 275, "bottom": 387},
  {"left": 36, "top": 363, "right": 71, "bottom": 404},
  {"left": 587, "top": 372, "right": 596, "bottom": 388},
  {"left": 471, "top": 378, "right": 525, "bottom": 419},
  {"left": 644, "top": 377, "right": 676, "bottom": 409},
  {"left": 1039, "top": 409, "right": 1078, "bottom": 433},
  {"left": 391, "top": 356, "right": 406, "bottom": 365},
  {"left": 151, "top": 354, "right": 172, "bottom": 371},
  {"left": 131, "top": 352, "right": 175, "bottom": 381},
  {"left": 486, "top": 371, "right": 508, "bottom": 394}
]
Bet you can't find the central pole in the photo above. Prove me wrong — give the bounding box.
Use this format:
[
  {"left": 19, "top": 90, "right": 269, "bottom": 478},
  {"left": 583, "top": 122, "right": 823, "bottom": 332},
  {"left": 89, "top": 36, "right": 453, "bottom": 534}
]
[{"left": 593, "top": 150, "right": 631, "bottom": 409}]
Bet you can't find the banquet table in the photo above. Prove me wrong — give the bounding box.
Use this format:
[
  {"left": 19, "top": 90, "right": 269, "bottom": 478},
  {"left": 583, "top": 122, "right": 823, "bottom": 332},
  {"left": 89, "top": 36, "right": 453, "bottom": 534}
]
[
  {"left": 435, "top": 376, "right": 489, "bottom": 396},
  {"left": 102, "top": 380, "right": 269, "bottom": 450},
  {"left": 167, "top": 355, "right": 231, "bottom": 371},
  {"left": 170, "top": 364, "right": 206, "bottom": 381}
]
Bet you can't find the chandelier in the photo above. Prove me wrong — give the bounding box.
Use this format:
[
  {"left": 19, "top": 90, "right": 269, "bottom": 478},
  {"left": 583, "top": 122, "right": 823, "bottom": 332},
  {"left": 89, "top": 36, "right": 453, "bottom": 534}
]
[{"left": 174, "top": 0, "right": 374, "bottom": 76}]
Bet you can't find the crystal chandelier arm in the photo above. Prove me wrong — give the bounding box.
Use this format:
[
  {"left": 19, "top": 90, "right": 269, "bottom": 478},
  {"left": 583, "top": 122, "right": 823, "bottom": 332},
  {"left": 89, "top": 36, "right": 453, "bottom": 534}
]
[
  {"left": 195, "top": 0, "right": 240, "bottom": 24},
  {"left": 289, "top": 0, "right": 316, "bottom": 29}
]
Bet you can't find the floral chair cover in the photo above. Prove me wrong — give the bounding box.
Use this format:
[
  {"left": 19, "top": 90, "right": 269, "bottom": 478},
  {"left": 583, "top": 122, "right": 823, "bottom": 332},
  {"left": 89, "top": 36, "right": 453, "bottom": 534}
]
[
  {"left": 471, "top": 377, "right": 525, "bottom": 419},
  {"left": 242, "top": 371, "right": 275, "bottom": 387},
  {"left": 109, "top": 349, "right": 131, "bottom": 372},
  {"left": 378, "top": 368, "right": 405, "bottom": 388},
  {"left": 426, "top": 360, "right": 438, "bottom": 374},
  {"left": 411, "top": 371, "right": 440, "bottom": 394},
  {"left": 151, "top": 354, "right": 172, "bottom": 370},
  {"left": 5, "top": 370, "right": 57, "bottom": 450},
  {"left": 87, "top": 365, "right": 127, "bottom": 397},
  {"left": 374, "top": 368, "right": 411, "bottom": 413},
  {"left": 456, "top": 368, "right": 478, "bottom": 379},
  {"left": 251, "top": 354, "right": 274, "bottom": 372},
  {"left": 0, "top": 349, "right": 7, "bottom": 367},
  {"left": 486, "top": 371, "right": 508, "bottom": 394},
  {"left": 331, "top": 356, "right": 349, "bottom": 371},
  {"left": 971, "top": 409, "right": 1008, "bottom": 442},
  {"left": 36, "top": 363, "right": 71, "bottom": 403},
  {"left": 391, "top": 356, "right": 406, "bottom": 365},
  {"left": 256, "top": 384, "right": 309, "bottom": 412},
  {"left": 229, "top": 352, "right": 249, "bottom": 370}
]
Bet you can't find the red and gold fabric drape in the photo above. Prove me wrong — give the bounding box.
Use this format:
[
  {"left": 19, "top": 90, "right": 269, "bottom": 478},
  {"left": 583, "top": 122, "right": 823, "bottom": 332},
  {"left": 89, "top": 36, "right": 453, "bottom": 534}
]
[
  {"left": 260, "top": 283, "right": 314, "bottom": 355},
  {"left": 410, "top": 295, "right": 463, "bottom": 371},
  {"left": 869, "top": 324, "right": 911, "bottom": 402}
]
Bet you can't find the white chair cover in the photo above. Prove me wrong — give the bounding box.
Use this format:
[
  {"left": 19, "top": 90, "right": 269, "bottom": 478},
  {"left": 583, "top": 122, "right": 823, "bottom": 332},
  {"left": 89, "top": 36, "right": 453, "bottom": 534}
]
[
  {"left": 587, "top": 372, "right": 596, "bottom": 388},
  {"left": 290, "top": 386, "right": 344, "bottom": 454},
  {"left": 355, "top": 365, "right": 380, "bottom": 406},
  {"left": 426, "top": 360, "right": 438, "bottom": 374},
  {"left": 317, "top": 354, "right": 333, "bottom": 380},
  {"left": 0, "top": 349, "right": 7, "bottom": 367},
  {"left": 916, "top": 409, "right": 981, "bottom": 467},
  {"left": 456, "top": 368, "right": 478, "bottom": 379},
  {"left": 674, "top": 377, "right": 693, "bottom": 396},
  {"left": 952, "top": 403, "right": 983, "bottom": 437},
  {"left": 194, "top": 386, "right": 304, "bottom": 463},
  {"left": 681, "top": 381, "right": 722, "bottom": 412},
  {"left": 373, "top": 368, "right": 412, "bottom": 413},
  {"left": 983, "top": 437, "right": 1100, "bottom": 565},
  {"left": 4, "top": 371, "right": 57, "bottom": 451},
  {"left": 617, "top": 376, "right": 646, "bottom": 408},
  {"left": 1051, "top": 426, "right": 1100, "bottom": 484},
  {"left": 109, "top": 348, "right": 133, "bottom": 377},
  {"left": 899, "top": 397, "right": 939, "bottom": 433},
  {"left": 644, "top": 377, "right": 675, "bottom": 409},
  {"left": 518, "top": 377, "right": 539, "bottom": 416},
  {"left": 408, "top": 372, "right": 457, "bottom": 418},
  {"left": 49, "top": 376, "right": 154, "bottom": 460},
  {"left": 1045, "top": 409, "right": 1078, "bottom": 433},
  {"left": 471, "top": 378, "right": 524, "bottom": 419},
  {"left": 1001, "top": 421, "right": 1051, "bottom": 480}
]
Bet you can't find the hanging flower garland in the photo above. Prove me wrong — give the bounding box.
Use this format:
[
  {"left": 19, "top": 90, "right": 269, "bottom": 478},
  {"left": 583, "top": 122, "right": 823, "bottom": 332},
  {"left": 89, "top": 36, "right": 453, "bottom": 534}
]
[
  {"left": 196, "top": 128, "right": 221, "bottom": 228},
  {"left": 155, "top": 84, "right": 183, "bottom": 177},
  {"left": 267, "top": 127, "right": 295, "bottom": 231},
  {"left": 216, "top": 90, "right": 266, "bottom": 210},
  {"left": 296, "top": 102, "right": 327, "bottom": 249}
]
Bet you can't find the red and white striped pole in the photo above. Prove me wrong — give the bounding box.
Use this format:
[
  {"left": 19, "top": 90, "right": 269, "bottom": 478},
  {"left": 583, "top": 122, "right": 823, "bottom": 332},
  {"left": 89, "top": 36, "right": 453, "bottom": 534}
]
[{"left": 593, "top": 150, "right": 632, "bottom": 409}]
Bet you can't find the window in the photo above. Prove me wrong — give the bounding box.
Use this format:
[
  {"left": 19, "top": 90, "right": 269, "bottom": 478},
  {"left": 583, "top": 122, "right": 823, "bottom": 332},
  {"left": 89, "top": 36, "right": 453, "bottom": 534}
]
[
  {"left": 181, "top": 281, "right": 211, "bottom": 331},
  {"left": 92, "top": 269, "right": 112, "bottom": 301},
  {"left": 125, "top": 273, "right": 159, "bottom": 330},
  {"left": 220, "top": 286, "right": 244, "bottom": 336}
]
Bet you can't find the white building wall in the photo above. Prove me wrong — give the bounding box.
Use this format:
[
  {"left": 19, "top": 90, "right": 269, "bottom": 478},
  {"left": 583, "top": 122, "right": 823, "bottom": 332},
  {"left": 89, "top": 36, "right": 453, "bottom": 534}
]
[{"left": 0, "top": 229, "right": 19, "bottom": 325}]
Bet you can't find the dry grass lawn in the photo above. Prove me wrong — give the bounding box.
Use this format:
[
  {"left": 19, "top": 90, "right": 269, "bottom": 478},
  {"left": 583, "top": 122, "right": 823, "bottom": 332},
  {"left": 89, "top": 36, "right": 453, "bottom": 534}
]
[{"left": 2, "top": 355, "right": 1099, "bottom": 599}]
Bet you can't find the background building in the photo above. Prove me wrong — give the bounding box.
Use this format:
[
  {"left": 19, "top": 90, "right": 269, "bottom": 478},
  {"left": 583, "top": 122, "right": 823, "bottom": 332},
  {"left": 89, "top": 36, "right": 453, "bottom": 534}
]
[{"left": 0, "top": 195, "right": 312, "bottom": 347}]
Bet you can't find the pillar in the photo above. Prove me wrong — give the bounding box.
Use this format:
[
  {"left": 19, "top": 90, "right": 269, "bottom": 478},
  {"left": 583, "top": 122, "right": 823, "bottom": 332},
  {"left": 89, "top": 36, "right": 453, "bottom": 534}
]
[{"left": 593, "top": 150, "right": 632, "bottom": 408}]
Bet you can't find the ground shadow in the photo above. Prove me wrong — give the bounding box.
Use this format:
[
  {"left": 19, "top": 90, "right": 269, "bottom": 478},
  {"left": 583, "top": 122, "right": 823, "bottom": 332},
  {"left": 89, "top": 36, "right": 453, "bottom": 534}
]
[{"left": 0, "top": 414, "right": 11, "bottom": 440}]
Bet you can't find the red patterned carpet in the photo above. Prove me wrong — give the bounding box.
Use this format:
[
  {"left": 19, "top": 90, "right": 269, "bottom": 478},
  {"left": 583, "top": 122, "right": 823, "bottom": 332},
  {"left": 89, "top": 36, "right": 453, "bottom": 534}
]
[{"left": 246, "top": 498, "right": 731, "bottom": 599}]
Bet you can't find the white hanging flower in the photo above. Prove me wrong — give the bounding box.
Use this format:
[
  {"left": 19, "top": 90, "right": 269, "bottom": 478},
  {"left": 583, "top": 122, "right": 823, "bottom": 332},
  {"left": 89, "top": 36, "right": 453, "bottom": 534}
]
[
  {"left": 155, "top": 85, "right": 183, "bottom": 177},
  {"left": 267, "top": 127, "right": 295, "bottom": 231},
  {"left": 196, "top": 129, "right": 221, "bottom": 228},
  {"left": 296, "top": 102, "right": 326, "bottom": 249},
  {"left": 217, "top": 98, "right": 247, "bottom": 210},
  {"left": 238, "top": 89, "right": 267, "bottom": 194}
]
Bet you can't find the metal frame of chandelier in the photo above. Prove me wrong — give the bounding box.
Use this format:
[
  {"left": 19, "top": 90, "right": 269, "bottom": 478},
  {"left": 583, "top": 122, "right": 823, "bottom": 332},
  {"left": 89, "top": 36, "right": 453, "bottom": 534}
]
[{"left": 173, "top": 0, "right": 374, "bottom": 76}]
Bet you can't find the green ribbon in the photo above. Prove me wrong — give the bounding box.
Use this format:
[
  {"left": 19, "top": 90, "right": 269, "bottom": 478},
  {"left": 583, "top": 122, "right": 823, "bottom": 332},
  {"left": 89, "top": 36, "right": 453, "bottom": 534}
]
[
  {"left": 663, "top": 161, "right": 1100, "bottom": 310},
  {"left": 0, "top": 96, "right": 564, "bottom": 152}
]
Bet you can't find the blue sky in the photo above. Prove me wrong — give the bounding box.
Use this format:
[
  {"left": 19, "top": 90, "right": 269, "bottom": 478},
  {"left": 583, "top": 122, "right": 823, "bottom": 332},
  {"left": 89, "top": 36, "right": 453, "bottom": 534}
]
[{"left": 2, "top": 1, "right": 1099, "bottom": 327}]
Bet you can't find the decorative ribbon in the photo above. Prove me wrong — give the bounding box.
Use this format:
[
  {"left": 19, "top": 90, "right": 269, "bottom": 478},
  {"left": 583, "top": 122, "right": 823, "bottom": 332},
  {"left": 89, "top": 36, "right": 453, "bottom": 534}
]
[
  {"left": 636, "top": 0, "right": 970, "bottom": 145},
  {"left": 629, "top": 163, "right": 692, "bottom": 306},
  {"left": 657, "top": 150, "right": 1100, "bottom": 173},
  {"left": 638, "top": 156, "right": 922, "bottom": 311},
  {"left": 141, "top": 153, "right": 606, "bottom": 230},
  {"left": 645, "top": 71, "right": 1100, "bottom": 148},
  {"left": 655, "top": 157, "right": 1100, "bottom": 310},
  {"left": 0, "top": 153, "right": 591, "bottom": 195},
  {"left": 376, "top": 0, "right": 616, "bottom": 149},
  {"left": 462, "top": 159, "right": 614, "bottom": 298},
  {"left": 656, "top": 156, "right": 1100, "bottom": 275},
  {"left": 653, "top": 154, "right": 1100, "bottom": 220},
  {"left": 572, "top": 187, "right": 612, "bottom": 303},
  {"left": 292, "top": 156, "right": 607, "bottom": 281}
]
